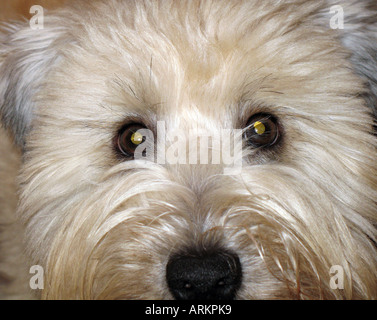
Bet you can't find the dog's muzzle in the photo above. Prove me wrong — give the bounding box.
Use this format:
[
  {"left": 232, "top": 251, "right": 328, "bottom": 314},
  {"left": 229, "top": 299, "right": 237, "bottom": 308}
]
[{"left": 166, "top": 250, "right": 242, "bottom": 300}]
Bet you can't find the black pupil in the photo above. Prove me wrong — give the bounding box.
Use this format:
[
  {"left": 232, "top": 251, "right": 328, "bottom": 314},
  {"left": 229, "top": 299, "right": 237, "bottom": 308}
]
[
  {"left": 245, "top": 115, "right": 278, "bottom": 147},
  {"left": 118, "top": 125, "right": 146, "bottom": 156}
]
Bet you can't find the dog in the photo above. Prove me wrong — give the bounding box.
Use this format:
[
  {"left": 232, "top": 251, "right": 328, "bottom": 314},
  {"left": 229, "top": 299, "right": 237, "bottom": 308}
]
[{"left": 0, "top": 0, "right": 376, "bottom": 300}]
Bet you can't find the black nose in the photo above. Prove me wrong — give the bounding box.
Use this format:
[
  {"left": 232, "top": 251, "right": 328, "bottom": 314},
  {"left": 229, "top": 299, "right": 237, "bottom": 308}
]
[{"left": 166, "top": 250, "right": 242, "bottom": 300}]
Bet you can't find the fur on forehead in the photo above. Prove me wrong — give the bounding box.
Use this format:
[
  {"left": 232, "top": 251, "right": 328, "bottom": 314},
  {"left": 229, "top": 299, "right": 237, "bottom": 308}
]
[{"left": 0, "top": 0, "right": 376, "bottom": 148}]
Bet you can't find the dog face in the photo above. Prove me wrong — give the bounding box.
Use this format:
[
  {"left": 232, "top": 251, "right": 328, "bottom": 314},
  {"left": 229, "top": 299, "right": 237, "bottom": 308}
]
[{"left": 1, "top": 0, "right": 377, "bottom": 299}]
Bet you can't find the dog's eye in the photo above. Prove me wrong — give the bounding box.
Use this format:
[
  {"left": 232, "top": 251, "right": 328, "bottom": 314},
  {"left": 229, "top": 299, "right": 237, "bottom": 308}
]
[
  {"left": 117, "top": 123, "right": 147, "bottom": 158},
  {"left": 244, "top": 114, "right": 280, "bottom": 148}
]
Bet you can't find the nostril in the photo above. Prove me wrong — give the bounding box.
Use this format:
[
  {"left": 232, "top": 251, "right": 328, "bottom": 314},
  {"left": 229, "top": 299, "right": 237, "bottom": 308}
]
[{"left": 166, "top": 250, "right": 242, "bottom": 300}]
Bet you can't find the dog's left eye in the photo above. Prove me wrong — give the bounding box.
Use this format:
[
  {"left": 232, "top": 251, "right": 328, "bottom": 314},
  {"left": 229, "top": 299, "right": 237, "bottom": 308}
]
[
  {"left": 117, "top": 123, "right": 147, "bottom": 158},
  {"left": 244, "top": 114, "right": 280, "bottom": 148}
]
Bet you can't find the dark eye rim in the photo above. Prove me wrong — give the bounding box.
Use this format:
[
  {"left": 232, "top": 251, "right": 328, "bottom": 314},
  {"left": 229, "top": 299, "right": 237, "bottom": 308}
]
[
  {"left": 115, "top": 122, "right": 148, "bottom": 158},
  {"left": 244, "top": 113, "right": 281, "bottom": 148}
]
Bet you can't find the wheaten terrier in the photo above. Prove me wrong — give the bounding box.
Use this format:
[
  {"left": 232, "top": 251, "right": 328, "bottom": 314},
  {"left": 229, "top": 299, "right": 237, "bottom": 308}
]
[{"left": 0, "top": 0, "right": 376, "bottom": 300}]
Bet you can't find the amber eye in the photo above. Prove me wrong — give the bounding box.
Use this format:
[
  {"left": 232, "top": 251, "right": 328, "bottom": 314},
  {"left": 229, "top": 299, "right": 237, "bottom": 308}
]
[
  {"left": 244, "top": 114, "right": 280, "bottom": 148},
  {"left": 117, "top": 123, "right": 148, "bottom": 158}
]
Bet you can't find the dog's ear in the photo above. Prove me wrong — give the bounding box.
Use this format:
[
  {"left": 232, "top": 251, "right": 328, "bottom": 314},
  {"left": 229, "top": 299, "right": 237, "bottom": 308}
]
[
  {"left": 342, "top": 15, "right": 377, "bottom": 121},
  {"left": 0, "top": 18, "right": 69, "bottom": 147},
  {"left": 327, "top": 2, "right": 377, "bottom": 120}
]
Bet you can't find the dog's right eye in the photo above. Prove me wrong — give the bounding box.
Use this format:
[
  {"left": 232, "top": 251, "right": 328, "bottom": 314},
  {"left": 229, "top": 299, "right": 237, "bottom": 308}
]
[
  {"left": 244, "top": 113, "right": 280, "bottom": 148},
  {"left": 117, "top": 123, "right": 147, "bottom": 158}
]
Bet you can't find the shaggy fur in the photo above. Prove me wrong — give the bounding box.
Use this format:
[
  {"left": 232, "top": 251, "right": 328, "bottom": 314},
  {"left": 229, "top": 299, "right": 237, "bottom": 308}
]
[{"left": 0, "top": 0, "right": 376, "bottom": 299}]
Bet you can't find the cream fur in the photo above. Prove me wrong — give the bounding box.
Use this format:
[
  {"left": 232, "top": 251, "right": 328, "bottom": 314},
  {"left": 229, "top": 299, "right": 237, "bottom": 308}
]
[{"left": 0, "top": 0, "right": 376, "bottom": 299}]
